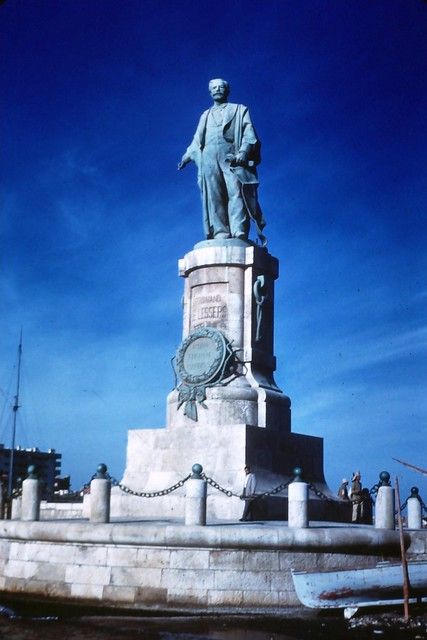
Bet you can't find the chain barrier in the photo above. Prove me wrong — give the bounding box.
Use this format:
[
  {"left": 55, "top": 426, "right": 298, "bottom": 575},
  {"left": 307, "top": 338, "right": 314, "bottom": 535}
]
[
  {"left": 85, "top": 471, "right": 295, "bottom": 501},
  {"left": 397, "top": 492, "right": 427, "bottom": 515},
  {"left": 81, "top": 470, "right": 327, "bottom": 503},
  {"left": 79, "top": 472, "right": 192, "bottom": 498},
  {"left": 259, "top": 478, "right": 292, "bottom": 498},
  {"left": 399, "top": 497, "right": 409, "bottom": 513},
  {"left": 109, "top": 473, "right": 192, "bottom": 498},
  {"left": 201, "top": 474, "right": 294, "bottom": 499},
  {"left": 369, "top": 484, "right": 379, "bottom": 499},
  {"left": 307, "top": 482, "right": 335, "bottom": 502},
  {"left": 201, "top": 474, "right": 237, "bottom": 497}
]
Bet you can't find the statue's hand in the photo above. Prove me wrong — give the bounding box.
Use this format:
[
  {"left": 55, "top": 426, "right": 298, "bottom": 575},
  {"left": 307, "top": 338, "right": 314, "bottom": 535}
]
[
  {"left": 178, "top": 156, "right": 190, "bottom": 170},
  {"left": 234, "top": 151, "right": 248, "bottom": 166}
]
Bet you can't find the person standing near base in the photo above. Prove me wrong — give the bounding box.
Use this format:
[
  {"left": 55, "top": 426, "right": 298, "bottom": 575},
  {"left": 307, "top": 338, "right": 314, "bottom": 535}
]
[
  {"left": 240, "top": 465, "right": 257, "bottom": 521},
  {"left": 337, "top": 478, "right": 349, "bottom": 500},
  {"left": 350, "top": 471, "right": 363, "bottom": 523}
]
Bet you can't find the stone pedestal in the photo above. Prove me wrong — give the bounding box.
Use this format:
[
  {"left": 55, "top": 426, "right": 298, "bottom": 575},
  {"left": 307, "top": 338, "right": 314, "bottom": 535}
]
[
  {"left": 112, "top": 239, "right": 338, "bottom": 521},
  {"left": 407, "top": 497, "right": 422, "bottom": 530},
  {"left": 21, "top": 478, "right": 41, "bottom": 522},
  {"left": 288, "top": 481, "right": 309, "bottom": 528},
  {"left": 375, "top": 486, "right": 395, "bottom": 530},
  {"left": 168, "top": 239, "right": 290, "bottom": 430},
  {"left": 185, "top": 478, "right": 207, "bottom": 526},
  {"left": 90, "top": 478, "right": 111, "bottom": 523}
]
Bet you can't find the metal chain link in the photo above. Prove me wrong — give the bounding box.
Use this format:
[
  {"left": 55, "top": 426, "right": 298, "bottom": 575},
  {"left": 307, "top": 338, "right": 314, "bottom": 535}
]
[
  {"left": 307, "top": 482, "right": 335, "bottom": 502},
  {"left": 399, "top": 497, "right": 409, "bottom": 513},
  {"left": 202, "top": 474, "right": 293, "bottom": 499},
  {"left": 109, "top": 473, "right": 192, "bottom": 498},
  {"left": 201, "top": 474, "right": 237, "bottom": 497},
  {"left": 369, "top": 484, "right": 379, "bottom": 498},
  {"left": 259, "top": 478, "right": 292, "bottom": 498},
  {"left": 83, "top": 472, "right": 328, "bottom": 503},
  {"left": 397, "top": 492, "right": 427, "bottom": 515}
]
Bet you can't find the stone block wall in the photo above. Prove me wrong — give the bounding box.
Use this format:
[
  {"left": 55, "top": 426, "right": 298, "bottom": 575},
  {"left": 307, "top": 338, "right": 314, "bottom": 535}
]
[
  {"left": 0, "top": 521, "right": 423, "bottom": 612},
  {"left": 0, "top": 538, "right": 384, "bottom": 610}
]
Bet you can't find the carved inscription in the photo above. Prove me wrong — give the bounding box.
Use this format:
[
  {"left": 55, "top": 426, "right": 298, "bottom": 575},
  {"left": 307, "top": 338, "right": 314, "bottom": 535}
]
[
  {"left": 183, "top": 337, "right": 220, "bottom": 376},
  {"left": 191, "top": 291, "right": 228, "bottom": 330}
]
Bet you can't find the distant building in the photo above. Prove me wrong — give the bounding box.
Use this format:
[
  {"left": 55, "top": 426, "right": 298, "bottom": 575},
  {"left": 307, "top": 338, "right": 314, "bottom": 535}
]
[{"left": 0, "top": 444, "right": 61, "bottom": 499}]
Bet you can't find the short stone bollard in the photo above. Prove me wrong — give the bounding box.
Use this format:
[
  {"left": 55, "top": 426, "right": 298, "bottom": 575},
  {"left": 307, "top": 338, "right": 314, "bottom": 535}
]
[
  {"left": 21, "top": 466, "right": 41, "bottom": 522},
  {"left": 375, "top": 471, "right": 395, "bottom": 530},
  {"left": 90, "top": 463, "right": 111, "bottom": 523},
  {"left": 185, "top": 464, "right": 207, "bottom": 526},
  {"left": 407, "top": 487, "right": 423, "bottom": 529},
  {"left": 11, "top": 496, "right": 22, "bottom": 520},
  {"left": 288, "top": 467, "right": 309, "bottom": 528}
]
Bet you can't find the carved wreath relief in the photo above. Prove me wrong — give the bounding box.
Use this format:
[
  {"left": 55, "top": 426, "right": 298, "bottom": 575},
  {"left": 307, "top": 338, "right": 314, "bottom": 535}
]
[{"left": 174, "top": 327, "right": 236, "bottom": 421}]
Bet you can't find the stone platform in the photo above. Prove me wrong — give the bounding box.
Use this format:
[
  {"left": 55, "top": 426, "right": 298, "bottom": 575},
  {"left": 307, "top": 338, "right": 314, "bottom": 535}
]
[
  {"left": 1, "top": 517, "right": 425, "bottom": 613},
  {"left": 111, "top": 423, "right": 333, "bottom": 521}
]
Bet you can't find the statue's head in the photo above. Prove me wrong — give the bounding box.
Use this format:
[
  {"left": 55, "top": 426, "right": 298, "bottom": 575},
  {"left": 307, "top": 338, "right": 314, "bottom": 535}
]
[{"left": 209, "top": 78, "right": 230, "bottom": 102}]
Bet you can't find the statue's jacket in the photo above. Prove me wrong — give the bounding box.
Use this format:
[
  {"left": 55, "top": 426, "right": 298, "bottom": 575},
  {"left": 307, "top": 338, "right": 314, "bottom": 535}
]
[{"left": 185, "top": 103, "right": 266, "bottom": 239}]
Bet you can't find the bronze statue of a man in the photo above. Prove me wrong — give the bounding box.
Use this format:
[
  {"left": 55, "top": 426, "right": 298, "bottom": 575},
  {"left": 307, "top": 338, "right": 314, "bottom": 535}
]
[{"left": 178, "top": 79, "right": 266, "bottom": 245}]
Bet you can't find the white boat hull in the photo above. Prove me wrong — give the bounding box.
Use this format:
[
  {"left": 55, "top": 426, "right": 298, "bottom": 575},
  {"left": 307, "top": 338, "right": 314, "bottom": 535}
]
[{"left": 292, "top": 561, "right": 427, "bottom": 609}]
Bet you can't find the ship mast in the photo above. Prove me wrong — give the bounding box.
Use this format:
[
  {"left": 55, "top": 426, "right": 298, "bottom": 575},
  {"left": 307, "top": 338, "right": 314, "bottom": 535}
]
[{"left": 8, "top": 330, "right": 22, "bottom": 496}]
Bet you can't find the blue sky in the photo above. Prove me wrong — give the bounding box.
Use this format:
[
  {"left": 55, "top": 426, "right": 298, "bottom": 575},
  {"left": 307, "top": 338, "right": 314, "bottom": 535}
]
[{"left": 1, "top": 0, "right": 426, "bottom": 500}]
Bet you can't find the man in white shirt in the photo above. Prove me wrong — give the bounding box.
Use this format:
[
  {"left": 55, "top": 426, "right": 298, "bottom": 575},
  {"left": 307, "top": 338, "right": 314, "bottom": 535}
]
[{"left": 240, "top": 465, "right": 257, "bottom": 521}]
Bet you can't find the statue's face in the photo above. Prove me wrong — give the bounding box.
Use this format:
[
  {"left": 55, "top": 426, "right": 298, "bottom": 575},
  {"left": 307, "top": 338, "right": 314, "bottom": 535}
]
[{"left": 209, "top": 79, "right": 229, "bottom": 102}]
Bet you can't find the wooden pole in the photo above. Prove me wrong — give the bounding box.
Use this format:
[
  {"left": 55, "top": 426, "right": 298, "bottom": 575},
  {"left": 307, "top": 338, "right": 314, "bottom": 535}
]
[{"left": 395, "top": 476, "right": 410, "bottom": 622}]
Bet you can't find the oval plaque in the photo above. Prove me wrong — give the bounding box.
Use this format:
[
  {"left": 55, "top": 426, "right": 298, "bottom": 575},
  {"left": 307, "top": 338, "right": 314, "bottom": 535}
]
[{"left": 176, "top": 327, "right": 227, "bottom": 386}]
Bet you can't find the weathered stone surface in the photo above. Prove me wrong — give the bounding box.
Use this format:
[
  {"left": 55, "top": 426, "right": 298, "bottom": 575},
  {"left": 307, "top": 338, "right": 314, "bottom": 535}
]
[
  {"left": 103, "top": 585, "right": 136, "bottom": 602},
  {"left": 65, "top": 565, "right": 111, "bottom": 585},
  {"left": 0, "top": 518, "right": 411, "bottom": 552},
  {"left": 4, "top": 559, "right": 39, "bottom": 579},
  {"left": 75, "top": 544, "right": 108, "bottom": 566},
  {"left": 407, "top": 531, "right": 427, "bottom": 555},
  {"left": 208, "top": 589, "right": 244, "bottom": 606},
  {"left": 167, "top": 587, "right": 208, "bottom": 606},
  {"left": 107, "top": 546, "right": 139, "bottom": 566},
  {"left": 209, "top": 549, "right": 244, "bottom": 569},
  {"left": 40, "top": 501, "right": 84, "bottom": 520},
  {"left": 243, "top": 550, "right": 279, "bottom": 571},
  {"left": 161, "top": 568, "right": 215, "bottom": 591},
  {"left": 243, "top": 590, "right": 280, "bottom": 606},
  {"left": 110, "top": 567, "right": 162, "bottom": 587},
  {"left": 71, "top": 583, "right": 104, "bottom": 599},
  {"left": 137, "top": 548, "right": 171, "bottom": 567},
  {"left": 170, "top": 548, "right": 210, "bottom": 569},
  {"left": 4, "top": 577, "right": 72, "bottom": 598},
  {"left": 0, "top": 521, "right": 424, "bottom": 612},
  {"left": 214, "top": 569, "right": 270, "bottom": 591},
  {"left": 134, "top": 587, "right": 168, "bottom": 604}
]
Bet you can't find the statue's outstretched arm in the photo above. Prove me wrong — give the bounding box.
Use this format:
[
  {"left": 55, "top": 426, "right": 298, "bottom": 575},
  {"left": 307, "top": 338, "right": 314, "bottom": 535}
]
[{"left": 177, "top": 154, "right": 191, "bottom": 170}]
